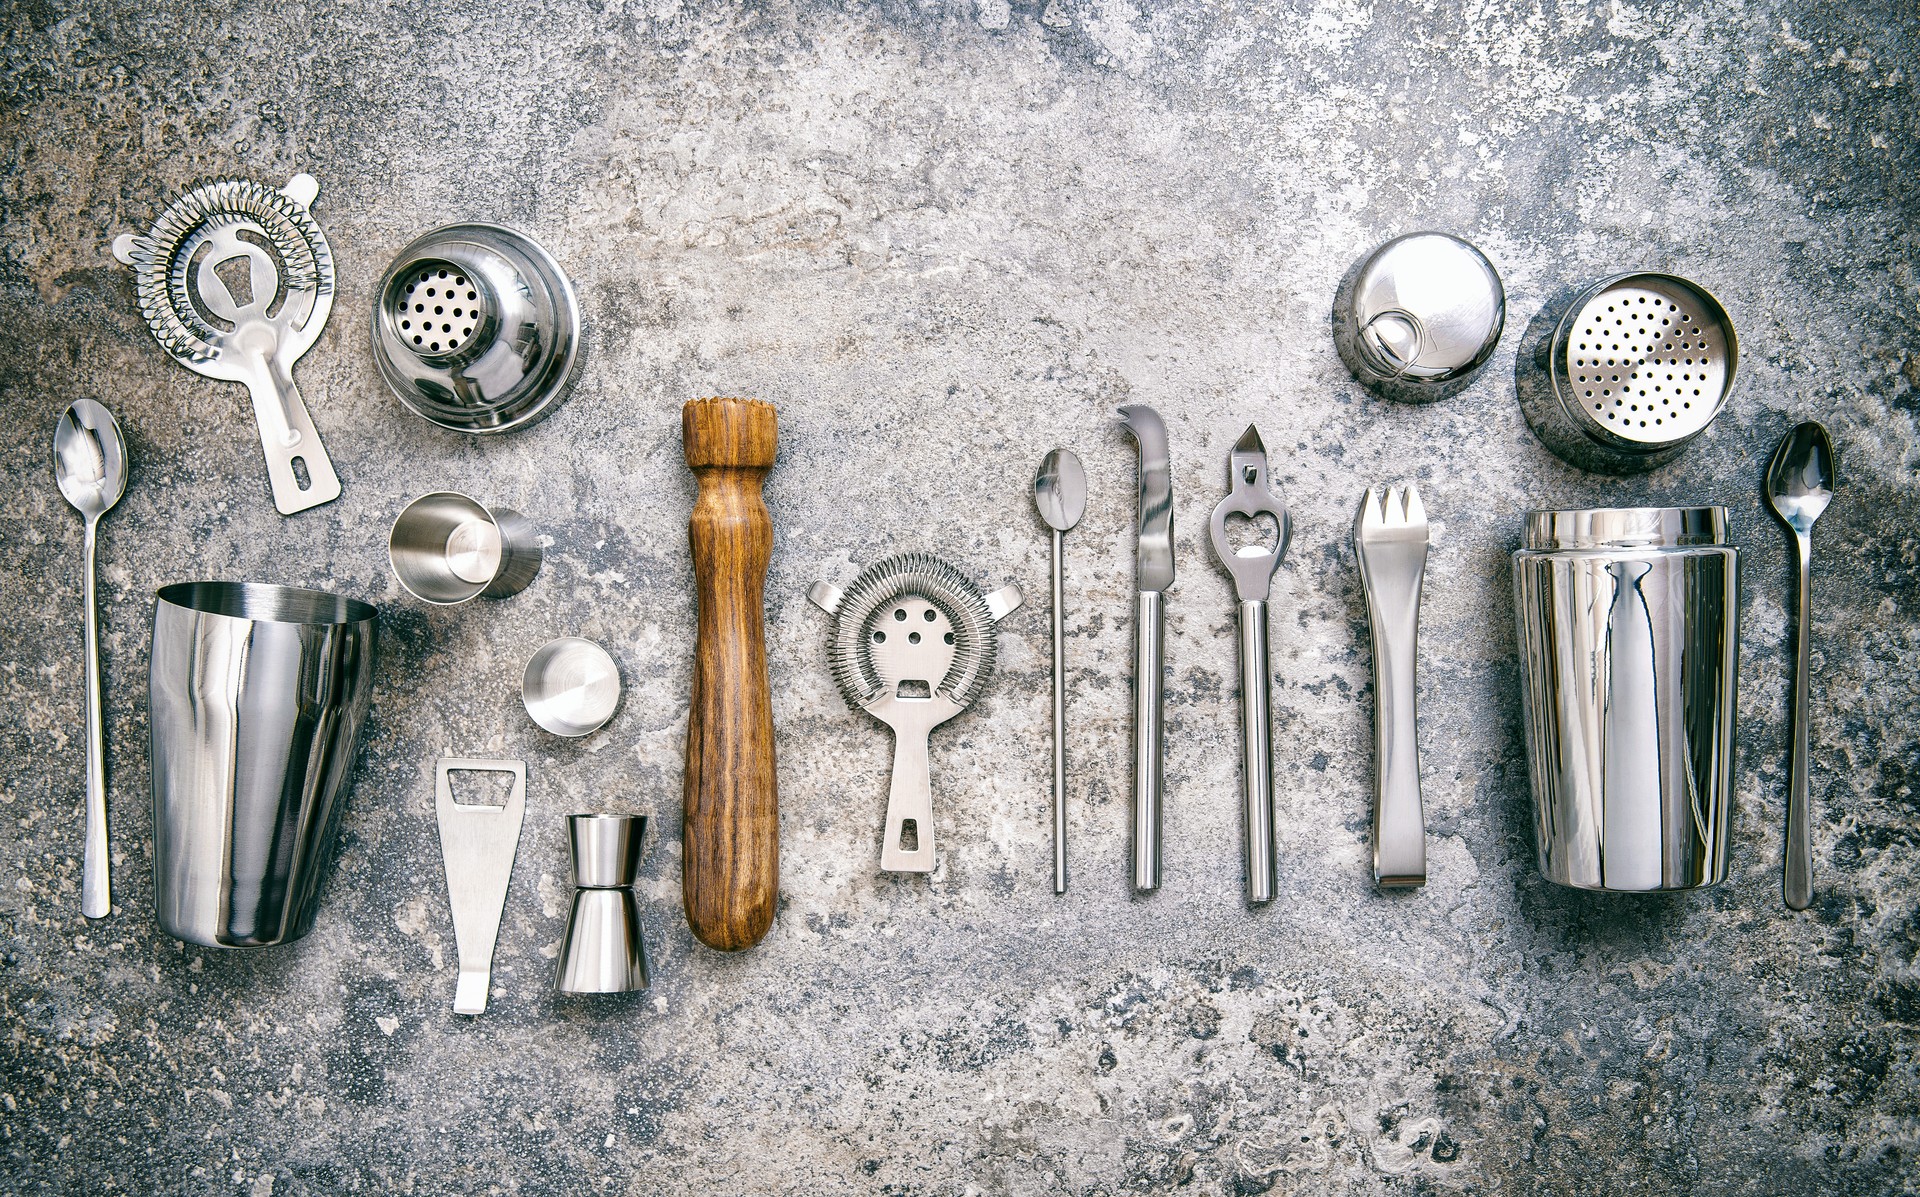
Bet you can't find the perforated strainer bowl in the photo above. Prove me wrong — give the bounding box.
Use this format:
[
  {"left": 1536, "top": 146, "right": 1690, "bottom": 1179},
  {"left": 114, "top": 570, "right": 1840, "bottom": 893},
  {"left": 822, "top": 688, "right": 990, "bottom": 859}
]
[
  {"left": 1521, "top": 272, "right": 1739, "bottom": 474},
  {"left": 371, "top": 223, "right": 581, "bottom": 434}
]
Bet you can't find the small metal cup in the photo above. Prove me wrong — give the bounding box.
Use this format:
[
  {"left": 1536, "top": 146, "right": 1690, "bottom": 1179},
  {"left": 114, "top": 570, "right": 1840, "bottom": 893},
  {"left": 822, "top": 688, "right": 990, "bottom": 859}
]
[
  {"left": 522, "top": 637, "right": 621, "bottom": 737},
  {"left": 388, "top": 491, "right": 541, "bottom": 604},
  {"left": 150, "top": 582, "right": 379, "bottom": 946},
  {"left": 1512, "top": 507, "right": 1739, "bottom": 891}
]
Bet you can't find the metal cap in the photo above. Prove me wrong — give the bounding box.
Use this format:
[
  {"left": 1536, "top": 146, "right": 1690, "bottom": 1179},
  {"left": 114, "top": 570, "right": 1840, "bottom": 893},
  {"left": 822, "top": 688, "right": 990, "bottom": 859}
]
[{"left": 1333, "top": 232, "right": 1505, "bottom": 403}]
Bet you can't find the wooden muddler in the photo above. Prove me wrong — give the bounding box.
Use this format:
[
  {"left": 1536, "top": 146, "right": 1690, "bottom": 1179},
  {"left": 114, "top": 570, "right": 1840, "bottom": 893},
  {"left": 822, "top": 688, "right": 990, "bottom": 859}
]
[{"left": 682, "top": 397, "right": 780, "bottom": 951}]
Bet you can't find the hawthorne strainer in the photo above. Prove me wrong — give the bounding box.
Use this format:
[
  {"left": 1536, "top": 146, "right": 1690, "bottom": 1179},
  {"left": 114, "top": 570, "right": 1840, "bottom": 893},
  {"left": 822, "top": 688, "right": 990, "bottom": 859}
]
[
  {"left": 1521, "top": 272, "right": 1739, "bottom": 474},
  {"left": 111, "top": 173, "right": 342, "bottom": 514},
  {"left": 808, "top": 553, "right": 1022, "bottom": 874}
]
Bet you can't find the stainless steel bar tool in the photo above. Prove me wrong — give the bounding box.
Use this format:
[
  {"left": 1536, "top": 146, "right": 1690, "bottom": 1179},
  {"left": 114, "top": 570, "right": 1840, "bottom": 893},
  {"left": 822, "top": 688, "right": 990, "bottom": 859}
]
[
  {"left": 372, "top": 224, "right": 582, "bottom": 434},
  {"left": 150, "top": 582, "right": 378, "bottom": 946},
  {"left": 1206, "top": 428, "right": 1290, "bottom": 904},
  {"left": 1519, "top": 272, "right": 1739, "bottom": 474},
  {"left": 1033, "top": 449, "right": 1086, "bottom": 894},
  {"left": 1355, "top": 485, "right": 1430, "bottom": 888},
  {"left": 1765, "top": 422, "right": 1836, "bottom": 911},
  {"left": 809, "top": 554, "right": 1022, "bottom": 873},
  {"left": 53, "top": 400, "right": 127, "bottom": 919},
  {"left": 522, "top": 637, "right": 621, "bottom": 738},
  {"left": 555, "top": 814, "right": 650, "bottom": 995},
  {"left": 388, "top": 492, "right": 542, "bottom": 605},
  {"left": 1117, "top": 405, "right": 1174, "bottom": 892},
  {"left": 1513, "top": 507, "right": 1739, "bottom": 892},
  {"left": 1332, "top": 232, "right": 1505, "bottom": 404},
  {"left": 112, "top": 174, "right": 341, "bottom": 514},
  {"left": 435, "top": 757, "right": 526, "bottom": 1015}
]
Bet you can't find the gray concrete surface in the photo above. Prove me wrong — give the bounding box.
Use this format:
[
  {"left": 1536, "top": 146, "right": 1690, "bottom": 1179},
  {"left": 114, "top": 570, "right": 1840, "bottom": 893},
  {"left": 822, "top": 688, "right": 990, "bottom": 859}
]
[{"left": 2, "top": 1, "right": 1917, "bottom": 1193}]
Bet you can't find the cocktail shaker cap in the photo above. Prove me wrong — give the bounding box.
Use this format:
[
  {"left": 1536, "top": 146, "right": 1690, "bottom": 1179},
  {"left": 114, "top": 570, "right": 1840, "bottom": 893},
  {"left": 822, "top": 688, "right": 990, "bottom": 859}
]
[{"left": 1332, "top": 232, "right": 1506, "bottom": 403}]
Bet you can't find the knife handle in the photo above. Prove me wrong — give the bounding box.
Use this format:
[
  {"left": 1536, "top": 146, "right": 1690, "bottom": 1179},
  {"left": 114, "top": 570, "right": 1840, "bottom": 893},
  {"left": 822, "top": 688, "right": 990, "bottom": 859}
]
[
  {"left": 682, "top": 398, "right": 780, "bottom": 951},
  {"left": 1131, "top": 589, "right": 1165, "bottom": 892}
]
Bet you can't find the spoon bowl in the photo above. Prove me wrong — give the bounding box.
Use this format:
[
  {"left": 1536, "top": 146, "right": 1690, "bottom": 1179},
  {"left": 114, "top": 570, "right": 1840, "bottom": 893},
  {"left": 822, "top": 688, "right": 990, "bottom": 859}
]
[
  {"left": 54, "top": 400, "right": 128, "bottom": 521},
  {"left": 1033, "top": 449, "right": 1086, "bottom": 532},
  {"left": 1765, "top": 421, "right": 1835, "bottom": 534}
]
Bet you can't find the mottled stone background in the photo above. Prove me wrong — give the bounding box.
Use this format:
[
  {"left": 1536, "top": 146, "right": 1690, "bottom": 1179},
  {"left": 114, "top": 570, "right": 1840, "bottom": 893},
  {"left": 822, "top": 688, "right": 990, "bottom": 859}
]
[{"left": 1, "top": 1, "right": 1916, "bottom": 1193}]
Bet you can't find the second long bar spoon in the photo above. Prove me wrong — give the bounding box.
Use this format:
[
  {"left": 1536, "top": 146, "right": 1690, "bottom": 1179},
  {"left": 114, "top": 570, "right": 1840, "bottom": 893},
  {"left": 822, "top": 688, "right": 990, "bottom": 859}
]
[
  {"left": 1034, "top": 449, "right": 1086, "bottom": 894},
  {"left": 1207, "top": 427, "right": 1290, "bottom": 904},
  {"left": 53, "top": 399, "right": 127, "bottom": 919},
  {"left": 1764, "top": 420, "right": 1835, "bottom": 912}
]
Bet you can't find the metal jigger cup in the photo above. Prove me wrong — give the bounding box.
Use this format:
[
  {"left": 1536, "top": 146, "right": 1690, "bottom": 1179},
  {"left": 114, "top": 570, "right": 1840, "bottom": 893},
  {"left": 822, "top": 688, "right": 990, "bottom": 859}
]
[
  {"left": 388, "top": 491, "right": 541, "bottom": 604},
  {"left": 554, "top": 814, "right": 650, "bottom": 995}
]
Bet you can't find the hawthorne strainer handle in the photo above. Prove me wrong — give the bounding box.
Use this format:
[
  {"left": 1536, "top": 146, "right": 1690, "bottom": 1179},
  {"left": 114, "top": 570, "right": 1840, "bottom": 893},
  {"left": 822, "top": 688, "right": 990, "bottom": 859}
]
[{"left": 245, "top": 363, "right": 340, "bottom": 515}]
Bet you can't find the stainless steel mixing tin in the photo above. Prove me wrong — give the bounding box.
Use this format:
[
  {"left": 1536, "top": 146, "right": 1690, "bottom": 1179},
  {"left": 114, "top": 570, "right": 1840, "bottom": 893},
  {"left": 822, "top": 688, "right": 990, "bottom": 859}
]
[
  {"left": 150, "top": 581, "right": 379, "bottom": 946},
  {"left": 1521, "top": 272, "right": 1739, "bottom": 474},
  {"left": 372, "top": 223, "right": 581, "bottom": 434},
  {"left": 1512, "top": 507, "right": 1738, "bottom": 892}
]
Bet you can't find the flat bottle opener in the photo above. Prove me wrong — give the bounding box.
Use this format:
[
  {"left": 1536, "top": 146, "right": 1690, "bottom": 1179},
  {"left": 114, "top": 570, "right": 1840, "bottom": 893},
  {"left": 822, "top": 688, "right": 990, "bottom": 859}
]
[
  {"left": 1206, "top": 427, "right": 1291, "bottom": 905},
  {"left": 435, "top": 757, "right": 526, "bottom": 1016}
]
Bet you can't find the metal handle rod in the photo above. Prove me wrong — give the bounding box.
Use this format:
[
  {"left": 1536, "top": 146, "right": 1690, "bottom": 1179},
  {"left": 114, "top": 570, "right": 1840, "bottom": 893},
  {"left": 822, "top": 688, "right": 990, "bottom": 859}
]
[
  {"left": 1370, "top": 597, "right": 1426, "bottom": 887},
  {"left": 1050, "top": 528, "right": 1067, "bottom": 895},
  {"left": 1785, "top": 532, "right": 1814, "bottom": 911},
  {"left": 81, "top": 518, "right": 109, "bottom": 919},
  {"left": 1131, "top": 589, "right": 1165, "bottom": 892},
  {"left": 1238, "top": 600, "right": 1275, "bottom": 904}
]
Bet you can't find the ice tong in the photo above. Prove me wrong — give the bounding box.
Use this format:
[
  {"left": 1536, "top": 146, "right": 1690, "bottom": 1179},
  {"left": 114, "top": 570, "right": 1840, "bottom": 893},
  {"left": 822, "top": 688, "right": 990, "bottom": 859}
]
[
  {"left": 1206, "top": 427, "right": 1290, "bottom": 904},
  {"left": 1354, "top": 485, "right": 1430, "bottom": 887}
]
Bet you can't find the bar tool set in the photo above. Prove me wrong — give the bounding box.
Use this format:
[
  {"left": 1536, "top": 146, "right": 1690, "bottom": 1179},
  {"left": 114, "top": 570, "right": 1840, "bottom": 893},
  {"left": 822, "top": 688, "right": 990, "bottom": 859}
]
[
  {"left": 434, "top": 758, "right": 526, "bottom": 1015},
  {"left": 1206, "top": 428, "right": 1291, "bottom": 904},
  {"left": 1354, "top": 485, "right": 1432, "bottom": 888},
  {"left": 112, "top": 175, "right": 342, "bottom": 514},
  {"left": 1117, "top": 404, "right": 1174, "bottom": 893},
  {"left": 681, "top": 398, "right": 782, "bottom": 950},
  {"left": 555, "top": 814, "right": 652, "bottom": 995},
  {"left": 1033, "top": 449, "right": 1087, "bottom": 894},
  {"left": 810, "top": 554, "right": 1023, "bottom": 872},
  {"left": 1764, "top": 422, "right": 1837, "bottom": 911},
  {"left": 76, "top": 157, "right": 1840, "bottom": 1033},
  {"left": 53, "top": 400, "right": 128, "bottom": 919}
]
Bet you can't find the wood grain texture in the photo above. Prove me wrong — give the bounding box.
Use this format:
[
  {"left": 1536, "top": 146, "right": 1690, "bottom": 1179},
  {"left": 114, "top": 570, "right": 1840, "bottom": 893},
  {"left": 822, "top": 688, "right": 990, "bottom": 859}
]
[{"left": 681, "top": 397, "right": 780, "bottom": 951}]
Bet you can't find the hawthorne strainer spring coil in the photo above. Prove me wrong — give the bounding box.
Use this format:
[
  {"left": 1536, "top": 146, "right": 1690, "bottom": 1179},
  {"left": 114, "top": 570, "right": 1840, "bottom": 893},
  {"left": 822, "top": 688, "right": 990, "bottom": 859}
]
[
  {"left": 808, "top": 552, "right": 1022, "bottom": 873},
  {"left": 111, "top": 173, "right": 342, "bottom": 514},
  {"left": 1521, "top": 272, "right": 1739, "bottom": 474}
]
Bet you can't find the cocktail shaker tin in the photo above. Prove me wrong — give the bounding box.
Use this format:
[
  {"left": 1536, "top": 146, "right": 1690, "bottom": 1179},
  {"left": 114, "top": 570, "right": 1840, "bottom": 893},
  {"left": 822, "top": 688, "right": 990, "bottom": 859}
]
[{"left": 1513, "top": 507, "right": 1738, "bottom": 892}]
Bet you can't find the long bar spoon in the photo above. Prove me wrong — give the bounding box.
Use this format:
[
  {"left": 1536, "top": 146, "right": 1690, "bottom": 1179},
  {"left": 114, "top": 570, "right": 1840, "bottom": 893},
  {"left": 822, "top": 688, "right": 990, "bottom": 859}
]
[
  {"left": 1764, "top": 420, "right": 1835, "bottom": 912},
  {"left": 53, "top": 400, "right": 128, "bottom": 919},
  {"left": 1034, "top": 449, "right": 1086, "bottom": 894}
]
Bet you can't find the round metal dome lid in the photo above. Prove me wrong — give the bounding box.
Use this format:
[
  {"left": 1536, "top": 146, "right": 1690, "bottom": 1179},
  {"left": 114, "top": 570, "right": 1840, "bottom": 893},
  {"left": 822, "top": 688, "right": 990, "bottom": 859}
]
[
  {"left": 372, "top": 223, "right": 581, "bottom": 434},
  {"left": 1333, "top": 232, "right": 1505, "bottom": 403}
]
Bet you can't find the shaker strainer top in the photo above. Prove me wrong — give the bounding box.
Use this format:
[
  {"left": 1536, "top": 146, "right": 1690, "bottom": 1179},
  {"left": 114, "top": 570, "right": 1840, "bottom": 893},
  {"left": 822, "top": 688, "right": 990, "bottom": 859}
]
[
  {"left": 1551, "top": 273, "right": 1737, "bottom": 450},
  {"left": 371, "top": 223, "right": 581, "bottom": 434}
]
